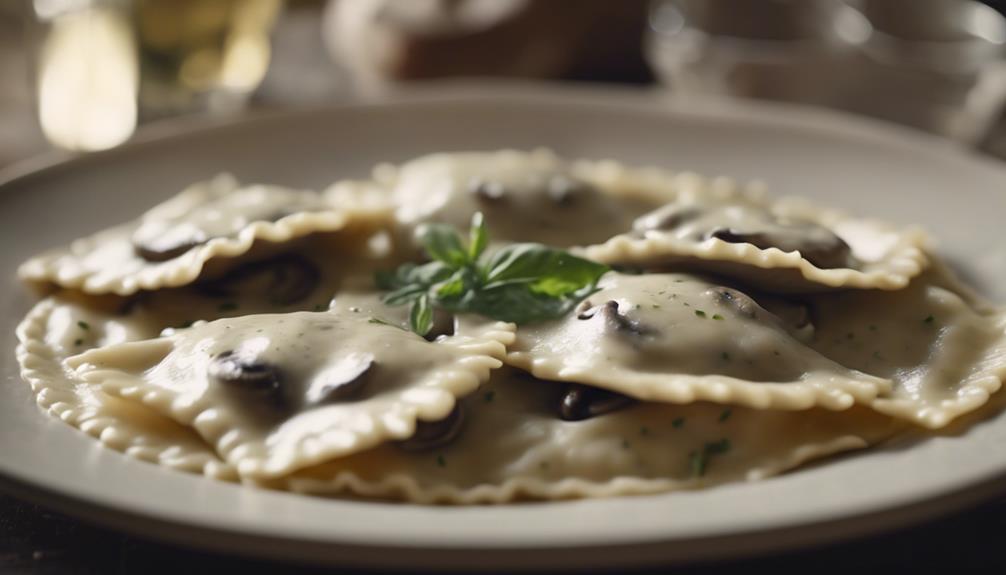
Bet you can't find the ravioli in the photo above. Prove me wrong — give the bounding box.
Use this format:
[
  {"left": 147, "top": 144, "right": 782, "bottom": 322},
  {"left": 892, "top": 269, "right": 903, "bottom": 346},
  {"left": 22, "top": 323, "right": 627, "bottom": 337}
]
[
  {"left": 276, "top": 369, "right": 900, "bottom": 503},
  {"left": 69, "top": 309, "right": 514, "bottom": 479},
  {"left": 580, "top": 190, "right": 930, "bottom": 292},
  {"left": 376, "top": 149, "right": 664, "bottom": 249},
  {"left": 506, "top": 272, "right": 890, "bottom": 411},
  {"left": 18, "top": 174, "right": 391, "bottom": 296},
  {"left": 808, "top": 265, "right": 1006, "bottom": 428},
  {"left": 16, "top": 298, "right": 235, "bottom": 478}
]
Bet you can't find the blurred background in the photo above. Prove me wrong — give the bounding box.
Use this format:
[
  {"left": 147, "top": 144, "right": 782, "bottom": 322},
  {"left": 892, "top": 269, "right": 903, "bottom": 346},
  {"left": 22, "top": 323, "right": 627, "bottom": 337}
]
[{"left": 6, "top": 0, "right": 1006, "bottom": 168}]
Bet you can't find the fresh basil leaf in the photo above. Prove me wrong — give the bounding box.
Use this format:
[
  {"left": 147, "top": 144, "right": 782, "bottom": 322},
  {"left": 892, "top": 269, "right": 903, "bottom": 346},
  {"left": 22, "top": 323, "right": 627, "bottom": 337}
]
[
  {"left": 443, "top": 283, "right": 585, "bottom": 324},
  {"left": 410, "top": 293, "right": 433, "bottom": 336},
  {"left": 436, "top": 273, "right": 466, "bottom": 299},
  {"left": 484, "top": 244, "right": 608, "bottom": 296},
  {"left": 382, "top": 284, "right": 426, "bottom": 306},
  {"left": 406, "top": 260, "right": 455, "bottom": 285},
  {"left": 468, "top": 212, "right": 488, "bottom": 262},
  {"left": 420, "top": 223, "right": 469, "bottom": 267}
]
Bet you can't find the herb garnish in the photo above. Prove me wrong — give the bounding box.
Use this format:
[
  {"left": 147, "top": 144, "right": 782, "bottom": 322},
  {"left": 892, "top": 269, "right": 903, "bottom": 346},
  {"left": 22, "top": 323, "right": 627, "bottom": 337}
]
[
  {"left": 76, "top": 321, "right": 90, "bottom": 331},
  {"left": 924, "top": 315, "right": 935, "bottom": 325},
  {"left": 484, "top": 391, "right": 496, "bottom": 403},
  {"left": 375, "top": 213, "right": 609, "bottom": 335},
  {"left": 718, "top": 408, "right": 732, "bottom": 423},
  {"left": 672, "top": 417, "right": 685, "bottom": 429},
  {"left": 694, "top": 310, "right": 707, "bottom": 318},
  {"left": 690, "top": 438, "right": 732, "bottom": 477},
  {"left": 73, "top": 338, "right": 83, "bottom": 346},
  {"left": 436, "top": 455, "right": 446, "bottom": 467},
  {"left": 712, "top": 314, "right": 724, "bottom": 321}
]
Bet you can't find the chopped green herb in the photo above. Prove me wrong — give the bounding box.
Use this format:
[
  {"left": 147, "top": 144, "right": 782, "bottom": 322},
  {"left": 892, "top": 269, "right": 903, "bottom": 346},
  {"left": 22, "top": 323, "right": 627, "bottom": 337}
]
[
  {"left": 689, "top": 451, "right": 706, "bottom": 477},
  {"left": 718, "top": 408, "right": 732, "bottom": 423},
  {"left": 694, "top": 309, "right": 706, "bottom": 318},
  {"left": 671, "top": 417, "right": 685, "bottom": 429},
  {"left": 73, "top": 338, "right": 83, "bottom": 346},
  {"left": 484, "top": 391, "right": 496, "bottom": 403},
  {"left": 712, "top": 314, "right": 724, "bottom": 321},
  {"left": 313, "top": 303, "right": 326, "bottom": 312},
  {"left": 674, "top": 279, "right": 684, "bottom": 283},
  {"left": 76, "top": 321, "right": 90, "bottom": 331},
  {"left": 924, "top": 315, "right": 935, "bottom": 324},
  {"left": 368, "top": 317, "right": 403, "bottom": 330},
  {"left": 690, "top": 438, "right": 732, "bottom": 477},
  {"left": 707, "top": 438, "right": 731, "bottom": 455},
  {"left": 218, "top": 302, "right": 239, "bottom": 312},
  {"left": 436, "top": 455, "right": 446, "bottom": 467},
  {"left": 651, "top": 304, "right": 661, "bottom": 309},
  {"left": 639, "top": 426, "right": 650, "bottom": 436},
  {"left": 721, "top": 351, "right": 731, "bottom": 362},
  {"left": 683, "top": 302, "right": 691, "bottom": 307},
  {"left": 772, "top": 350, "right": 781, "bottom": 356}
]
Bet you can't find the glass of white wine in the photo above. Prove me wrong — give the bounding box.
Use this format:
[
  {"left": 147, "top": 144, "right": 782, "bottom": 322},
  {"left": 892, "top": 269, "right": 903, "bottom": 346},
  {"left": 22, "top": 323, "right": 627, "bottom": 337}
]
[{"left": 28, "top": 0, "right": 282, "bottom": 152}]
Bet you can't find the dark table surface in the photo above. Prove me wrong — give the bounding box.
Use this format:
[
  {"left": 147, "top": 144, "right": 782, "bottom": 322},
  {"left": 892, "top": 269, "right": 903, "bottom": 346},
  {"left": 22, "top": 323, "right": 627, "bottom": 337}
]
[{"left": 2, "top": 487, "right": 1005, "bottom": 574}]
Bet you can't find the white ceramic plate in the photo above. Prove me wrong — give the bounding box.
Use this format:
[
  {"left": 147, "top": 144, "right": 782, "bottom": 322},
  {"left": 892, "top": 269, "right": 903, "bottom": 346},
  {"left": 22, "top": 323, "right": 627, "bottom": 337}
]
[{"left": 2, "top": 83, "right": 1005, "bottom": 571}]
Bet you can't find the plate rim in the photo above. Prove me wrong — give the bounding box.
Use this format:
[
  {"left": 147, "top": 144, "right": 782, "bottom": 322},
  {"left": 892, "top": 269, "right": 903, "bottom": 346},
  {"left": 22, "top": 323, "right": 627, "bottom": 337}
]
[{"left": 2, "top": 80, "right": 1006, "bottom": 570}]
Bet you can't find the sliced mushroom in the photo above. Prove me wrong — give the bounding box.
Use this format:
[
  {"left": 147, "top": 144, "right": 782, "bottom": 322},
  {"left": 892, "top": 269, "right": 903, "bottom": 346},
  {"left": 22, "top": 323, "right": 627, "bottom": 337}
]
[
  {"left": 545, "top": 175, "right": 591, "bottom": 206},
  {"left": 633, "top": 204, "right": 703, "bottom": 234},
  {"left": 558, "top": 383, "right": 636, "bottom": 421},
  {"left": 578, "top": 300, "right": 655, "bottom": 337},
  {"left": 706, "top": 287, "right": 761, "bottom": 320},
  {"left": 209, "top": 350, "right": 284, "bottom": 407},
  {"left": 708, "top": 222, "right": 852, "bottom": 269},
  {"left": 305, "top": 353, "right": 374, "bottom": 405},
  {"left": 134, "top": 237, "right": 206, "bottom": 262},
  {"left": 199, "top": 254, "right": 321, "bottom": 306},
  {"left": 469, "top": 179, "right": 507, "bottom": 203},
  {"left": 396, "top": 404, "right": 466, "bottom": 452}
]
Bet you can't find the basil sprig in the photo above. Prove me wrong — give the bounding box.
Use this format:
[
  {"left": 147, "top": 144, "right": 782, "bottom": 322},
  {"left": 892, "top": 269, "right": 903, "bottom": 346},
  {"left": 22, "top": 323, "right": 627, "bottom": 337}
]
[{"left": 375, "top": 213, "right": 609, "bottom": 335}]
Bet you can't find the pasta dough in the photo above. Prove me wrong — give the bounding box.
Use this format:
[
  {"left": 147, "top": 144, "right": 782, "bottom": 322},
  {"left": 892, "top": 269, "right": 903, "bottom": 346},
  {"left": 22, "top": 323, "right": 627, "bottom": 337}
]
[
  {"left": 809, "top": 265, "right": 1006, "bottom": 428},
  {"left": 507, "top": 272, "right": 890, "bottom": 411},
  {"left": 277, "top": 369, "right": 900, "bottom": 503},
  {"left": 69, "top": 309, "right": 514, "bottom": 479},
  {"left": 19, "top": 174, "right": 391, "bottom": 295}
]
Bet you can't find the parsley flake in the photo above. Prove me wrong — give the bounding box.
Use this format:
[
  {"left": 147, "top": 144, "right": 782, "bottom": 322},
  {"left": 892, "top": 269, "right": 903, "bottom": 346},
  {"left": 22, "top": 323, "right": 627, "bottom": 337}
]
[
  {"left": 76, "top": 321, "right": 90, "bottom": 331},
  {"left": 694, "top": 309, "right": 706, "bottom": 318},
  {"left": 672, "top": 417, "right": 685, "bottom": 429}
]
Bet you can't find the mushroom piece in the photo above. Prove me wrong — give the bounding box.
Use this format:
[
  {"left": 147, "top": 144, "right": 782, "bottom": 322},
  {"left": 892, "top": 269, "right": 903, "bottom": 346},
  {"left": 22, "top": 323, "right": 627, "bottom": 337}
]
[
  {"left": 305, "top": 353, "right": 375, "bottom": 405},
  {"left": 577, "top": 299, "right": 655, "bottom": 337},
  {"left": 134, "top": 237, "right": 206, "bottom": 262},
  {"left": 468, "top": 179, "right": 507, "bottom": 203},
  {"left": 209, "top": 349, "right": 284, "bottom": 408},
  {"left": 558, "top": 383, "right": 636, "bottom": 421},
  {"left": 199, "top": 254, "right": 321, "bottom": 306},
  {"left": 396, "top": 404, "right": 466, "bottom": 452},
  {"left": 708, "top": 223, "right": 852, "bottom": 270}
]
